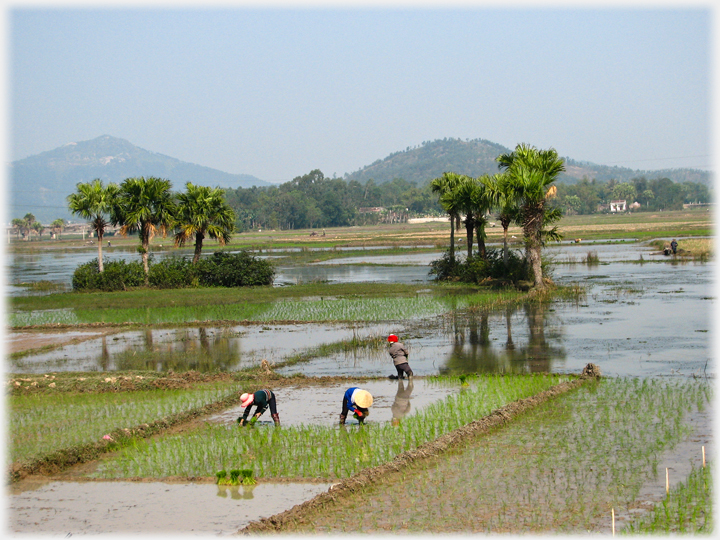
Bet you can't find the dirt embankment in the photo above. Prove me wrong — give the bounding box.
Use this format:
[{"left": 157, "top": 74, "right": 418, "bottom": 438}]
[{"left": 239, "top": 365, "right": 601, "bottom": 534}]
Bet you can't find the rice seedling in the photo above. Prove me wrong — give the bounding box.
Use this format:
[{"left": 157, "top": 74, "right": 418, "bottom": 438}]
[
  {"left": 8, "top": 382, "right": 243, "bottom": 464},
  {"left": 92, "top": 374, "right": 567, "bottom": 480},
  {"left": 267, "top": 376, "right": 712, "bottom": 534},
  {"left": 620, "top": 463, "right": 713, "bottom": 534}
]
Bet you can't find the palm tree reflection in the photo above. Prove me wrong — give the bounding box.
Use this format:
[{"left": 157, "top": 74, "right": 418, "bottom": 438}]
[{"left": 440, "top": 302, "right": 565, "bottom": 374}]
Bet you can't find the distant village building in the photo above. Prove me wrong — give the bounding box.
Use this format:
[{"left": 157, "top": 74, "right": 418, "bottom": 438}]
[
  {"left": 629, "top": 201, "right": 641, "bottom": 210},
  {"left": 609, "top": 200, "right": 627, "bottom": 212}
]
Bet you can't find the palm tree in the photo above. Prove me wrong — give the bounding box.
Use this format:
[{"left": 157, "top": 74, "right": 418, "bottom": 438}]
[
  {"left": 174, "top": 183, "right": 236, "bottom": 264},
  {"left": 112, "top": 176, "right": 176, "bottom": 281},
  {"left": 50, "top": 218, "right": 66, "bottom": 240},
  {"left": 11, "top": 218, "right": 25, "bottom": 240},
  {"left": 443, "top": 175, "right": 476, "bottom": 259},
  {"left": 68, "top": 179, "right": 119, "bottom": 272},
  {"left": 484, "top": 173, "right": 520, "bottom": 266},
  {"left": 32, "top": 221, "right": 45, "bottom": 240},
  {"left": 469, "top": 176, "right": 496, "bottom": 260},
  {"left": 496, "top": 144, "right": 565, "bottom": 289},
  {"left": 22, "top": 213, "right": 36, "bottom": 241},
  {"left": 430, "top": 172, "right": 463, "bottom": 261}
]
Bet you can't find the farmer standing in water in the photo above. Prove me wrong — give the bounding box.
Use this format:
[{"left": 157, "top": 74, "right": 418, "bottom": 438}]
[
  {"left": 339, "top": 387, "right": 373, "bottom": 425},
  {"left": 388, "top": 334, "right": 413, "bottom": 379},
  {"left": 238, "top": 389, "right": 280, "bottom": 426}
]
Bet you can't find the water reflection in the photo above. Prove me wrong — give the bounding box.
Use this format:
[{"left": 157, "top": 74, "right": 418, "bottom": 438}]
[
  {"left": 440, "top": 303, "right": 565, "bottom": 374},
  {"left": 391, "top": 379, "right": 414, "bottom": 426}
]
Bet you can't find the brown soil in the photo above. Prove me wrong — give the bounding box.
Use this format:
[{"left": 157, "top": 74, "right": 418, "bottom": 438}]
[{"left": 239, "top": 373, "right": 596, "bottom": 533}]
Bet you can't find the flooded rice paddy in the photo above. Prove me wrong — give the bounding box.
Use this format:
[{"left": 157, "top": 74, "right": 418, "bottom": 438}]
[
  {"left": 6, "top": 239, "right": 715, "bottom": 534},
  {"left": 9, "top": 478, "right": 332, "bottom": 535}
]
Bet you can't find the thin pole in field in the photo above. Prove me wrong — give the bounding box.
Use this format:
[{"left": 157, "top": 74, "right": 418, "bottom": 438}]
[
  {"left": 665, "top": 467, "right": 669, "bottom": 495},
  {"left": 702, "top": 445, "right": 706, "bottom": 468},
  {"left": 611, "top": 507, "right": 615, "bottom": 536}
]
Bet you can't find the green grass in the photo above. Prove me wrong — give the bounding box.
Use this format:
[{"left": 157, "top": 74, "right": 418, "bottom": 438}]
[
  {"left": 93, "top": 374, "right": 567, "bottom": 479},
  {"left": 8, "top": 382, "right": 243, "bottom": 464}
]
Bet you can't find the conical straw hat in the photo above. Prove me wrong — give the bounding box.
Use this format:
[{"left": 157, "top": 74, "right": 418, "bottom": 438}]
[{"left": 353, "top": 389, "right": 373, "bottom": 408}]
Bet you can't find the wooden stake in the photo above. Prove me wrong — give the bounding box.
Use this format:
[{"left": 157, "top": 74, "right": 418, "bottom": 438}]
[
  {"left": 665, "top": 468, "right": 669, "bottom": 494},
  {"left": 702, "top": 445, "right": 706, "bottom": 468},
  {"left": 611, "top": 507, "right": 615, "bottom": 536}
]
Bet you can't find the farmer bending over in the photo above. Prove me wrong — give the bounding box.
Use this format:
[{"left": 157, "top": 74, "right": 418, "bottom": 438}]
[
  {"left": 388, "top": 334, "right": 413, "bottom": 379},
  {"left": 238, "top": 389, "right": 280, "bottom": 426},
  {"left": 340, "top": 387, "right": 373, "bottom": 425}
]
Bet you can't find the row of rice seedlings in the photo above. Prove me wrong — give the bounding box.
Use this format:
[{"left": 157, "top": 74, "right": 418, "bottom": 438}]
[
  {"left": 9, "top": 308, "right": 79, "bottom": 326},
  {"left": 8, "top": 383, "right": 242, "bottom": 464},
  {"left": 465, "top": 377, "right": 712, "bottom": 532},
  {"left": 93, "top": 374, "right": 567, "bottom": 479},
  {"left": 620, "top": 463, "right": 712, "bottom": 534},
  {"left": 256, "top": 296, "right": 462, "bottom": 322},
  {"left": 279, "top": 376, "right": 712, "bottom": 534}
]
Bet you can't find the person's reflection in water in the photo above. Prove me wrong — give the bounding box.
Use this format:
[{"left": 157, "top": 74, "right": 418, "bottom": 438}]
[{"left": 391, "top": 378, "right": 414, "bottom": 426}]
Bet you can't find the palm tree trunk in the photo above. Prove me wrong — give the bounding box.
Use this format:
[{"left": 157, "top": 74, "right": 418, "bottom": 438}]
[
  {"left": 465, "top": 214, "right": 474, "bottom": 258},
  {"left": 141, "top": 235, "right": 150, "bottom": 284},
  {"left": 503, "top": 226, "right": 509, "bottom": 266},
  {"left": 449, "top": 213, "right": 456, "bottom": 261},
  {"left": 97, "top": 231, "right": 104, "bottom": 273},
  {"left": 193, "top": 232, "right": 205, "bottom": 264}
]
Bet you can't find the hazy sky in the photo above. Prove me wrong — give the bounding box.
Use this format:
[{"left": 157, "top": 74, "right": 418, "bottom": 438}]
[{"left": 8, "top": 3, "right": 713, "bottom": 183}]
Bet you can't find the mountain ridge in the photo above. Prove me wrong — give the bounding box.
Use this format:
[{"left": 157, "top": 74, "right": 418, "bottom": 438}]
[
  {"left": 9, "top": 135, "right": 270, "bottom": 222},
  {"left": 9, "top": 135, "right": 712, "bottom": 223}
]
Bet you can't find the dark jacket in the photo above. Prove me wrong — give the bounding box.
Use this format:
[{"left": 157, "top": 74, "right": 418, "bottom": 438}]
[{"left": 241, "top": 389, "right": 275, "bottom": 421}]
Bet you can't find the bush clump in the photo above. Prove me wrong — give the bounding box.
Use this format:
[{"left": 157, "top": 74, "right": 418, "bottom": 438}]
[
  {"left": 430, "top": 248, "right": 540, "bottom": 286},
  {"left": 196, "top": 251, "right": 275, "bottom": 287},
  {"left": 72, "top": 251, "right": 275, "bottom": 291},
  {"left": 72, "top": 259, "right": 145, "bottom": 291},
  {"left": 148, "top": 257, "right": 198, "bottom": 289}
]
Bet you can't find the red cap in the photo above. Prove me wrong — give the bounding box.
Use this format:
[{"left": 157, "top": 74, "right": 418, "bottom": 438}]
[{"left": 388, "top": 334, "right": 398, "bottom": 343}]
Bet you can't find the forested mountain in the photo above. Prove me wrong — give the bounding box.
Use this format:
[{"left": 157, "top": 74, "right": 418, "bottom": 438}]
[
  {"left": 344, "top": 138, "right": 713, "bottom": 187},
  {"left": 9, "top": 135, "right": 268, "bottom": 222}
]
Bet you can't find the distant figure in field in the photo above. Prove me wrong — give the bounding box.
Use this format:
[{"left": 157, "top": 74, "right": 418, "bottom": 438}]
[
  {"left": 671, "top": 239, "right": 678, "bottom": 254},
  {"left": 387, "top": 334, "right": 413, "bottom": 379}
]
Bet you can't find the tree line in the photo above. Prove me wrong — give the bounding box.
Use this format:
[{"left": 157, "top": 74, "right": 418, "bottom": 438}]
[{"left": 222, "top": 169, "right": 710, "bottom": 232}]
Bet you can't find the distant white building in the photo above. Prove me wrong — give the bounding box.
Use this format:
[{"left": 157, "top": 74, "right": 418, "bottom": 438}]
[{"left": 609, "top": 200, "right": 627, "bottom": 212}]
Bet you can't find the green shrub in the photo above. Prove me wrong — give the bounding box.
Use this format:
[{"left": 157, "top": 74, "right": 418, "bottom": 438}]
[
  {"left": 196, "top": 251, "right": 275, "bottom": 287},
  {"left": 148, "top": 257, "right": 198, "bottom": 289},
  {"left": 72, "top": 259, "right": 145, "bottom": 291},
  {"left": 430, "top": 248, "right": 536, "bottom": 286}
]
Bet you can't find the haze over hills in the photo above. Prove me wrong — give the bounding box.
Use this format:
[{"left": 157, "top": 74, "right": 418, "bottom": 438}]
[
  {"left": 344, "top": 138, "right": 713, "bottom": 188},
  {"left": 9, "top": 135, "right": 270, "bottom": 222},
  {"left": 8, "top": 135, "right": 712, "bottom": 223}
]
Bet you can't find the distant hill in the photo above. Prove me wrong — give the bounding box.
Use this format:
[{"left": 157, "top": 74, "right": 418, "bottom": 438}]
[
  {"left": 9, "top": 135, "right": 269, "bottom": 222},
  {"left": 344, "top": 137, "right": 713, "bottom": 188}
]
